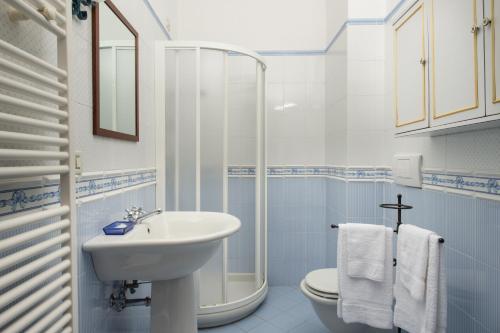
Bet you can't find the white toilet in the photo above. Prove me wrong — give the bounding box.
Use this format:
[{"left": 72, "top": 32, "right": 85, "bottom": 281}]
[{"left": 300, "top": 268, "right": 392, "bottom": 333}]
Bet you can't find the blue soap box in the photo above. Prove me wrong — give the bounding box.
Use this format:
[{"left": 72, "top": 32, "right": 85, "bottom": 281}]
[{"left": 103, "top": 221, "right": 134, "bottom": 235}]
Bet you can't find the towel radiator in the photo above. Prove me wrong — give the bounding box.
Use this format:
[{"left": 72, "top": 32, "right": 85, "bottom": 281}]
[{"left": 0, "top": 1, "right": 77, "bottom": 333}]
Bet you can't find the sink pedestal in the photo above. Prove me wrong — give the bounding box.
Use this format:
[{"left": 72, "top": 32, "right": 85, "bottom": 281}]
[{"left": 151, "top": 273, "right": 197, "bottom": 333}]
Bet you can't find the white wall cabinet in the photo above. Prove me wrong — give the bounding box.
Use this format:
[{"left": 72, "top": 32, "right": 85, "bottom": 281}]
[
  {"left": 393, "top": 2, "right": 429, "bottom": 132},
  {"left": 429, "top": 0, "right": 485, "bottom": 126},
  {"left": 394, "top": 0, "right": 500, "bottom": 135},
  {"left": 484, "top": 0, "right": 500, "bottom": 115}
]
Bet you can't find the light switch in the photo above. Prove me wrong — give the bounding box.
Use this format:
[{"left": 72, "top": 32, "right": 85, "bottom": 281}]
[
  {"left": 392, "top": 154, "right": 422, "bottom": 188},
  {"left": 75, "top": 151, "right": 82, "bottom": 175}
]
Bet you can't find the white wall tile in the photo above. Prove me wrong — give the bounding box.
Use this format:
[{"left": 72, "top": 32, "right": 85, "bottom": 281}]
[
  {"left": 349, "top": 0, "right": 387, "bottom": 19},
  {"left": 177, "top": 0, "right": 327, "bottom": 51},
  {"left": 327, "top": 0, "right": 348, "bottom": 39},
  {"left": 347, "top": 25, "right": 385, "bottom": 61},
  {"left": 264, "top": 57, "right": 285, "bottom": 84},
  {"left": 306, "top": 56, "right": 326, "bottom": 83},
  {"left": 283, "top": 83, "right": 307, "bottom": 113},
  {"left": 265, "top": 55, "right": 326, "bottom": 166},
  {"left": 284, "top": 57, "right": 308, "bottom": 84}
]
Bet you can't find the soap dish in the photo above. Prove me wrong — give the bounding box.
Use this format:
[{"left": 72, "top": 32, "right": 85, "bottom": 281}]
[{"left": 103, "top": 221, "right": 134, "bottom": 235}]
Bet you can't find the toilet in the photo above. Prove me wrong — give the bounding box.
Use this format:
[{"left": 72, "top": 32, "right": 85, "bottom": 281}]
[{"left": 300, "top": 268, "right": 391, "bottom": 333}]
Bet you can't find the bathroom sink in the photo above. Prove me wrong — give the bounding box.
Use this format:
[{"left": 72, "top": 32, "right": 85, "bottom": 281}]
[
  {"left": 83, "top": 211, "right": 241, "bottom": 333},
  {"left": 83, "top": 211, "right": 241, "bottom": 281}
]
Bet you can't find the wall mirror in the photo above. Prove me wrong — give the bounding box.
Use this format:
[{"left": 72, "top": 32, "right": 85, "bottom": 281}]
[{"left": 92, "top": 0, "right": 139, "bottom": 141}]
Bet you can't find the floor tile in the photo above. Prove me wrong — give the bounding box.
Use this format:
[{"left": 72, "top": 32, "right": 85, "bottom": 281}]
[
  {"left": 248, "top": 322, "right": 286, "bottom": 333},
  {"left": 267, "top": 293, "right": 300, "bottom": 311},
  {"left": 234, "top": 314, "right": 265, "bottom": 331},
  {"left": 200, "top": 286, "right": 322, "bottom": 333},
  {"left": 268, "top": 312, "right": 305, "bottom": 330},
  {"left": 200, "top": 325, "right": 245, "bottom": 333},
  {"left": 288, "top": 320, "right": 330, "bottom": 333},
  {"left": 288, "top": 302, "right": 317, "bottom": 322},
  {"left": 253, "top": 301, "right": 283, "bottom": 320}
]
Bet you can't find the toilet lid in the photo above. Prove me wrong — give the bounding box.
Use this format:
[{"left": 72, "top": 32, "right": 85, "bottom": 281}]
[{"left": 305, "top": 268, "right": 339, "bottom": 297}]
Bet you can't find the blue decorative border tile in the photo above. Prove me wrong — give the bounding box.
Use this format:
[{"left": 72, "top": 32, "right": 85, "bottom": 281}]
[
  {"left": 228, "top": 166, "right": 392, "bottom": 179},
  {"left": 228, "top": 166, "right": 256, "bottom": 177},
  {"left": 423, "top": 173, "right": 500, "bottom": 196},
  {"left": 325, "top": 167, "right": 392, "bottom": 180},
  {"left": 343, "top": 168, "right": 392, "bottom": 179},
  {"left": 268, "top": 166, "right": 328, "bottom": 177},
  {"left": 261, "top": 166, "right": 499, "bottom": 197},
  {"left": 76, "top": 170, "right": 156, "bottom": 198},
  {"left": 0, "top": 182, "right": 60, "bottom": 217},
  {"left": 0, "top": 169, "right": 156, "bottom": 217}
]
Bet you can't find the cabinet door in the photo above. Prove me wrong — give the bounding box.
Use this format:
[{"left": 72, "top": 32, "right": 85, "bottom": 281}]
[
  {"left": 394, "top": 2, "right": 429, "bottom": 133},
  {"left": 429, "top": 0, "right": 485, "bottom": 126},
  {"left": 485, "top": 0, "right": 500, "bottom": 115}
]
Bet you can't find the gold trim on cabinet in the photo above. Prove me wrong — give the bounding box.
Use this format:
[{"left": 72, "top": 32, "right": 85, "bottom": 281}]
[
  {"left": 491, "top": 0, "right": 500, "bottom": 103},
  {"left": 394, "top": 3, "right": 427, "bottom": 128},
  {"left": 431, "top": 0, "right": 480, "bottom": 120}
]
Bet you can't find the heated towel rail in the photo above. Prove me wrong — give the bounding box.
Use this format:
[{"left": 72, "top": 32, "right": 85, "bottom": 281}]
[{"left": 0, "top": 1, "right": 77, "bottom": 333}]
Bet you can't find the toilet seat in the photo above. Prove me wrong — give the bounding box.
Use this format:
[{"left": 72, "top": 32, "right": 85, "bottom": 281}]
[{"left": 304, "top": 268, "right": 339, "bottom": 300}]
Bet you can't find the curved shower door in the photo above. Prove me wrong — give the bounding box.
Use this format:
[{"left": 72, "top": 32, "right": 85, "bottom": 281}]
[{"left": 157, "top": 42, "right": 267, "bottom": 327}]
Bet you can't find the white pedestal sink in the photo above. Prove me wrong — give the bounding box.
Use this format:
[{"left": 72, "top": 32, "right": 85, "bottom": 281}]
[{"left": 83, "top": 212, "right": 241, "bottom": 333}]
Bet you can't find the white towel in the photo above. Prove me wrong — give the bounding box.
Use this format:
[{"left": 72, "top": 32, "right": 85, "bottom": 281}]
[
  {"left": 346, "top": 223, "right": 387, "bottom": 282},
  {"left": 398, "top": 224, "right": 433, "bottom": 300},
  {"left": 394, "top": 233, "right": 447, "bottom": 333},
  {"left": 337, "top": 224, "right": 394, "bottom": 329}
]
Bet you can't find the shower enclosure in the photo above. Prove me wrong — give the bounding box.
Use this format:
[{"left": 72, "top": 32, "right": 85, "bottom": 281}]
[{"left": 155, "top": 41, "right": 267, "bottom": 327}]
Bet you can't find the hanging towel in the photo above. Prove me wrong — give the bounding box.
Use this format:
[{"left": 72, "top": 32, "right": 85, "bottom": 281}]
[
  {"left": 394, "top": 233, "right": 447, "bottom": 333},
  {"left": 346, "top": 223, "right": 387, "bottom": 282},
  {"left": 398, "top": 224, "right": 433, "bottom": 300},
  {"left": 337, "top": 224, "right": 394, "bottom": 329}
]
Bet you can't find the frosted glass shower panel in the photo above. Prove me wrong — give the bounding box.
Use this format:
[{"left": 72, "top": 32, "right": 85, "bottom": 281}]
[
  {"left": 227, "top": 54, "right": 257, "bottom": 281},
  {"left": 228, "top": 54, "right": 258, "bottom": 166},
  {"left": 164, "top": 49, "right": 197, "bottom": 211},
  {"left": 159, "top": 42, "right": 267, "bottom": 323},
  {"left": 199, "top": 50, "right": 225, "bottom": 305}
]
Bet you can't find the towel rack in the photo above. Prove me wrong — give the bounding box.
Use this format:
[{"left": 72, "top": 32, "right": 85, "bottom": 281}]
[
  {"left": 331, "top": 194, "right": 445, "bottom": 270},
  {"left": 330, "top": 194, "right": 445, "bottom": 244},
  {"left": 380, "top": 194, "right": 444, "bottom": 243},
  {"left": 330, "top": 194, "right": 445, "bottom": 333}
]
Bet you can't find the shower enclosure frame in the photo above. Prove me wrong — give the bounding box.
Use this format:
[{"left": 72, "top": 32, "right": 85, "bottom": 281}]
[{"left": 154, "top": 41, "right": 268, "bottom": 327}]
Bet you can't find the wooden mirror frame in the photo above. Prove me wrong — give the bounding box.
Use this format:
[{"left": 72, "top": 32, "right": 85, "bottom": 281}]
[{"left": 92, "top": 0, "right": 139, "bottom": 141}]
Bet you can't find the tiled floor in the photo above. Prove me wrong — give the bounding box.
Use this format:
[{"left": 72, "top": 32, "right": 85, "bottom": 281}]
[{"left": 200, "top": 286, "right": 330, "bottom": 333}]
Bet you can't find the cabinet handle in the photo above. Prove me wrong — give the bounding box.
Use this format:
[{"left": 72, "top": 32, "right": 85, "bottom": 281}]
[
  {"left": 470, "top": 25, "right": 480, "bottom": 34},
  {"left": 419, "top": 58, "right": 426, "bottom": 65},
  {"left": 483, "top": 17, "right": 492, "bottom": 27}
]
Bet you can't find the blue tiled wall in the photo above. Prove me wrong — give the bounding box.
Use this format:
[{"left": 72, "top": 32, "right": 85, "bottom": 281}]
[
  {"left": 77, "top": 185, "right": 156, "bottom": 333},
  {"left": 228, "top": 177, "right": 256, "bottom": 273},
  {"left": 325, "top": 178, "right": 384, "bottom": 267},
  {"left": 267, "top": 176, "right": 499, "bottom": 332},
  {"left": 327, "top": 179, "right": 499, "bottom": 333},
  {"left": 72, "top": 174, "right": 500, "bottom": 333},
  {"left": 267, "top": 177, "right": 326, "bottom": 285},
  {"left": 382, "top": 182, "right": 500, "bottom": 333}
]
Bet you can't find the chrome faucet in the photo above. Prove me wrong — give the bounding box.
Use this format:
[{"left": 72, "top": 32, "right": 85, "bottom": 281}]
[{"left": 124, "top": 207, "right": 162, "bottom": 224}]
